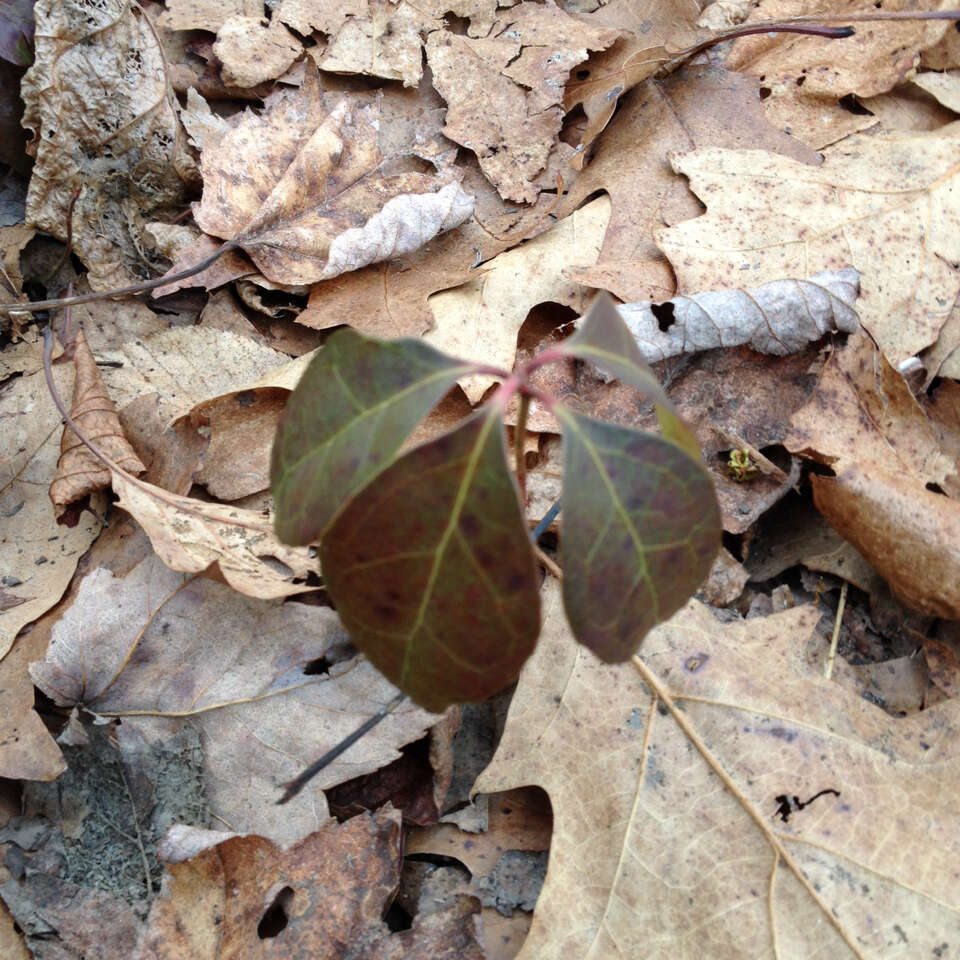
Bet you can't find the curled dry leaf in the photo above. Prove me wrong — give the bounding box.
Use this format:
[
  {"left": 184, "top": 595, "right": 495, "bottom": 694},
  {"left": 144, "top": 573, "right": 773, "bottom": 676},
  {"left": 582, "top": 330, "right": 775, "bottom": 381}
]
[
  {"left": 476, "top": 579, "right": 960, "bottom": 958},
  {"left": 425, "top": 4, "right": 620, "bottom": 203},
  {"left": 21, "top": 0, "right": 187, "bottom": 290},
  {"left": 656, "top": 124, "right": 960, "bottom": 365},
  {"left": 615, "top": 268, "right": 860, "bottom": 363},
  {"left": 813, "top": 465, "right": 960, "bottom": 619},
  {"left": 192, "top": 64, "right": 474, "bottom": 285},
  {"left": 110, "top": 471, "right": 314, "bottom": 599},
  {"left": 29, "top": 557, "right": 436, "bottom": 839},
  {"left": 49, "top": 328, "right": 145, "bottom": 521}
]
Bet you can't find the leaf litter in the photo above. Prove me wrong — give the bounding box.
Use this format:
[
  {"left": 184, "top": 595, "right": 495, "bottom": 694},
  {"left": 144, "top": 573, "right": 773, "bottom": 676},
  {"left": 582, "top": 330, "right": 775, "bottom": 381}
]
[{"left": 3, "top": 0, "right": 960, "bottom": 957}]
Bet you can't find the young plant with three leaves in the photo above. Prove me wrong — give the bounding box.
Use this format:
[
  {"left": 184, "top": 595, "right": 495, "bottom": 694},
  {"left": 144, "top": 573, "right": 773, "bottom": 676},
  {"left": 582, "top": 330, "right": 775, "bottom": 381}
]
[{"left": 271, "top": 296, "right": 721, "bottom": 715}]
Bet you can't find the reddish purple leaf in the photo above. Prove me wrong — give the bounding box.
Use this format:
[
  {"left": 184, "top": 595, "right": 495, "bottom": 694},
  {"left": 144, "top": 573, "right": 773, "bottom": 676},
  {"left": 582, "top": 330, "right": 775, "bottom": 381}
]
[
  {"left": 272, "top": 329, "right": 472, "bottom": 545},
  {"left": 321, "top": 407, "right": 540, "bottom": 712},
  {"left": 557, "top": 407, "right": 720, "bottom": 662}
]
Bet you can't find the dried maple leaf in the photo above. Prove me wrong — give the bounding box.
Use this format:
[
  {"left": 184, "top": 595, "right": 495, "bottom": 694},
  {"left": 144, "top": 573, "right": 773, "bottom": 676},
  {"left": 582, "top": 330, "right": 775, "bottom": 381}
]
[
  {"left": 49, "top": 329, "right": 146, "bottom": 522},
  {"left": 425, "top": 4, "right": 620, "bottom": 203},
  {"left": 616, "top": 267, "right": 860, "bottom": 362},
  {"left": 476, "top": 579, "right": 960, "bottom": 958},
  {"left": 21, "top": 0, "right": 187, "bottom": 289},
  {"left": 191, "top": 64, "right": 474, "bottom": 285},
  {"left": 655, "top": 124, "right": 960, "bottom": 365},
  {"left": 29, "top": 557, "right": 437, "bottom": 840}
]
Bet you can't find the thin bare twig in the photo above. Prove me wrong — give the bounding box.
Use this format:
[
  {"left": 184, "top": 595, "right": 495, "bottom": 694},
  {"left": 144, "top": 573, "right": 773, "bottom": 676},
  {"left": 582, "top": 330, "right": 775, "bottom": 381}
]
[{"left": 824, "top": 580, "right": 848, "bottom": 681}]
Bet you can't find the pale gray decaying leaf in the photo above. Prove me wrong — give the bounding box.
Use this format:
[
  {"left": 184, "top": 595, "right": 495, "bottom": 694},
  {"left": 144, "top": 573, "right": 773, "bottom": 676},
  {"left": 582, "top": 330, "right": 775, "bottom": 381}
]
[{"left": 615, "top": 268, "right": 860, "bottom": 363}]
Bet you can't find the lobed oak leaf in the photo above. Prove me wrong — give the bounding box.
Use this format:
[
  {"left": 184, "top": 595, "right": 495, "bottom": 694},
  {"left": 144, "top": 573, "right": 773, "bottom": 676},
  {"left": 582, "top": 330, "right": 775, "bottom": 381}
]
[
  {"left": 192, "top": 64, "right": 474, "bottom": 286},
  {"left": 655, "top": 124, "right": 960, "bottom": 365},
  {"left": 49, "top": 328, "right": 146, "bottom": 522},
  {"left": 476, "top": 578, "right": 960, "bottom": 959}
]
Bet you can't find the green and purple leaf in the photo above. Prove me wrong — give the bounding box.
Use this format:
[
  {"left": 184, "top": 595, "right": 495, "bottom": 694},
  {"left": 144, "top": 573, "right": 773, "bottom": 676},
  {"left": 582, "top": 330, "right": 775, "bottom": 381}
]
[
  {"left": 272, "top": 329, "right": 473, "bottom": 545},
  {"left": 557, "top": 407, "right": 720, "bottom": 662},
  {"left": 321, "top": 407, "right": 540, "bottom": 712},
  {"left": 563, "top": 294, "right": 700, "bottom": 459}
]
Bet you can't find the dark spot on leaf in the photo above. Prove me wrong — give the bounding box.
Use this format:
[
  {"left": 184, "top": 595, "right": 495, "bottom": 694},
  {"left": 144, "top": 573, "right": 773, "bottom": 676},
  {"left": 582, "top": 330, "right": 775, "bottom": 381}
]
[
  {"left": 257, "top": 886, "right": 294, "bottom": 939},
  {"left": 236, "top": 390, "right": 256, "bottom": 407},
  {"left": 460, "top": 514, "right": 480, "bottom": 537},
  {"left": 683, "top": 653, "right": 709, "bottom": 672},
  {"left": 650, "top": 301, "right": 675, "bottom": 332},
  {"left": 759, "top": 86, "right": 772, "bottom": 100}
]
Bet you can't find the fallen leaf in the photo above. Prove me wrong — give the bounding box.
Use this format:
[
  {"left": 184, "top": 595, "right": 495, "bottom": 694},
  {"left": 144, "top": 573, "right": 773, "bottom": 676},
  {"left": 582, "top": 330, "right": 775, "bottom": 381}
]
[
  {"left": 475, "top": 578, "right": 960, "bottom": 958},
  {"left": 426, "top": 196, "right": 610, "bottom": 403},
  {"left": 192, "top": 64, "right": 474, "bottom": 285},
  {"left": 49, "top": 328, "right": 146, "bottom": 521},
  {"left": 923, "top": 377, "right": 960, "bottom": 498},
  {"left": 21, "top": 0, "right": 187, "bottom": 289},
  {"left": 140, "top": 809, "right": 400, "bottom": 957},
  {"left": 30, "top": 556, "right": 436, "bottom": 839},
  {"left": 294, "top": 155, "right": 559, "bottom": 339},
  {"left": 656, "top": 124, "right": 960, "bottom": 364},
  {"left": 616, "top": 267, "right": 860, "bottom": 363},
  {"left": 555, "top": 63, "right": 818, "bottom": 271},
  {"left": 213, "top": 15, "right": 302, "bottom": 88},
  {"left": 787, "top": 335, "right": 954, "bottom": 486},
  {"left": 318, "top": 0, "right": 441, "bottom": 88},
  {"left": 163, "top": 0, "right": 262, "bottom": 32},
  {"left": 425, "top": 5, "right": 620, "bottom": 203},
  {"left": 322, "top": 407, "right": 541, "bottom": 712},
  {"left": 727, "top": 0, "right": 953, "bottom": 100},
  {"left": 177, "top": 87, "right": 233, "bottom": 153},
  {"left": 0, "top": 362, "right": 101, "bottom": 660},
  {"left": 813, "top": 464, "right": 960, "bottom": 619},
  {"left": 151, "top": 231, "right": 257, "bottom": 297},
  {"left": 110, "top": 471, "right": 314, "bottom": 599}
]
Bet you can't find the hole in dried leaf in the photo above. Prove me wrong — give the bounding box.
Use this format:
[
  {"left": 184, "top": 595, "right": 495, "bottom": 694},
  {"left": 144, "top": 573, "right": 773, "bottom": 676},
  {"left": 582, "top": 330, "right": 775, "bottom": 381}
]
[
  {"left": 302, "top": 656, "right": 331, "bottom": 676},
  {"left": 758, "top": 87, "right": 772, "bottom": 100},
  {"left": 926, "top": 482, "right": 947, "bottom": 496},
  {"left": 257, "top": 886, "right": 294, "bottom": 939},
  {"left": 796, "top": 76, "right": 806, "bottom": 87},
  {"left": 444, "top": 13, "right": 470, "bottom": 34},
  {"left": 576, "top": 69, "right": 590, "bottom": 80},
  {"left": 838, "top": 94, "right": 873, "bottom": 116},
  {"left": 384, "top": 900, "right": 414, "bottom": 931},
  {"left": 650, "top": 301, "right": 676, "bottom": 332}
]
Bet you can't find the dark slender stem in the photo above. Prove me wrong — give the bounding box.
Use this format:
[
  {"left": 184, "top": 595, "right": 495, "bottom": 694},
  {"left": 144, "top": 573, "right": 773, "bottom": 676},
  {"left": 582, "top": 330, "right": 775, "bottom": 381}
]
[
  {"left": 1, "top": 240, "right": 239, "bottom": 315},
  {"left": 277, "top": 692, "right": 407, "bottom": 804},
  {"left": 532, "top": 500, "right": 562, "bottom": 542}
]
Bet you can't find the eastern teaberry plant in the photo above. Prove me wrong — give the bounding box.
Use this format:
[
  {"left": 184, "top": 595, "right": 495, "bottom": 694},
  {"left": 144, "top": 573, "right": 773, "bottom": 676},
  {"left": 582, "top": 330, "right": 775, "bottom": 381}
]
[{"left": 270, "top": 296, "right": 722, "bottom": 715}]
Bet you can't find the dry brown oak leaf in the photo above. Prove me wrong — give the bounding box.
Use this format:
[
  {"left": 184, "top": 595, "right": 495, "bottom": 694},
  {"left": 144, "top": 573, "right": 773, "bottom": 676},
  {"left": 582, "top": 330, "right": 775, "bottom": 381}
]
[
  {"left": 21, "top": 0, "right": 188, "bottom": 290},
  {"left": 191, "top": 63, "right": 474, "bottom": 286},
  {"left": 425, "top": 3, "right": 620, "bottom": 203},
  {"left": 139, "top": 813, "right": 485, "bottom": 959},
  {"left": 213, "top": 15, "right": 302, "bottom": 89},
  {"left": 48, "top": 328, "right": 145, "bottom": 521},
  {"left": 615, "top": 267, "right": 860, "bottom": 363},
  {"left": 655, "top": 123, "right": 960, "bottom": 366},
  {"left": 29, "top": 556, "right": 438, "bottom": 841},
  {"left": 475, "top": 578, "right": 960, "bottom": 959}
]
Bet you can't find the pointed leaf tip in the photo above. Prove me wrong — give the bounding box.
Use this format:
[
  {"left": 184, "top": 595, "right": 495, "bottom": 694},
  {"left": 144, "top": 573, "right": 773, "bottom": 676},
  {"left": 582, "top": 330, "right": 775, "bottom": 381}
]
[
  {"left": 321, "top": 407, "right": 541, "bottom": 712},
  {"left": 271, "top": 329, "right": 472, "bottom": 545},
  {"left": 558, "top": 408, "right": 720, "bottom": 662}
]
